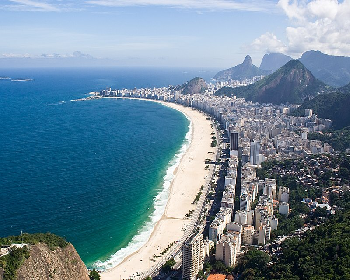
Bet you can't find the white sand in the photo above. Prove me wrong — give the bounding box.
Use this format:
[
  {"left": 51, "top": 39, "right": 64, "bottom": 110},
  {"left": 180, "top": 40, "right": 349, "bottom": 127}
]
[{"left": 101, "top": 101, "right": 217, "bottom": 280}]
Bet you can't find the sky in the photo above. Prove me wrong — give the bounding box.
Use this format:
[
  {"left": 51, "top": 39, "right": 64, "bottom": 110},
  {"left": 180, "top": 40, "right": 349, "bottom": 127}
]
[{"left": 0, "top": 0, "right": 349, "bottom": 68}]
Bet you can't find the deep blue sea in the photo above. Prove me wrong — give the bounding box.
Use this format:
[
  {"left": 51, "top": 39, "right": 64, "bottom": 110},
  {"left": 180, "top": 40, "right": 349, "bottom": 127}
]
[{"left": 0, "top": 67, "right": 217, "bottom": 268}]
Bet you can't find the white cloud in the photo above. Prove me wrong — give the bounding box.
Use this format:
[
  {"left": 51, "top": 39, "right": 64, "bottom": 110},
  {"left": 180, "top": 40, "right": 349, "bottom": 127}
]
[
  {"left": 251, "top": 32, "right": 287, "bottom": 54},
  {"left": 307, "top": 0, "right": 339, "bottom": 19},
  {"left": 7, "top": 0, "right": 60, "bottom": 11},
  {"left": 252, "top": 0, "right": 350, "bottom": 57},
  {"left": 1, "top": 53, "right": 31, "bottom": 58},
  {"left": 278, "top": 0, "right": 306, "bottom": 22},
  {"left": 85, "top": 0, "right": 276, "bottom": 12}
]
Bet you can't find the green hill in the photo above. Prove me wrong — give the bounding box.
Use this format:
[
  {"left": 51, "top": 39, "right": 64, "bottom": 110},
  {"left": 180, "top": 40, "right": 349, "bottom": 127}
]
[
  {"left": 215, "top": 60, "right": 329, "bottom": 104},
  {"left": 293, "top": 82, "right": 350, "bottom": 151},
  {"left": 178, "top": 77, "right": 208, "bottom": 95},
  {"left": 296, "top": 83, "right": 350, "bottom": 129}
]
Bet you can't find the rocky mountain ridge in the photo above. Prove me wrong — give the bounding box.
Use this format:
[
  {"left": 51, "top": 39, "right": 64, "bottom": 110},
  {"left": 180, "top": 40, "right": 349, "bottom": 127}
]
[
  {"left": 215, "top": 60, "right": 329, "bottom": 105},
  {"left": 214, "top": 55, "right": 270, "bottom": 81}
]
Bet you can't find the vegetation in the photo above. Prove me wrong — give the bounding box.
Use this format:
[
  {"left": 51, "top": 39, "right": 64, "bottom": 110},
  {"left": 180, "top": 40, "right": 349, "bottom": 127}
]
[
  {"left": 211, "top": 140, "right": 217, "bottom": 147},
  {"left": 0, "top": 247, "right": 30, "bottom": 280},
  {"left": 309, "top": 127, "right": 350, "bottom": 152},
  {"left": 161, "top": 258, "right": 176, "bottom": 273},
  {"left": 193, "top": 191, "right": 202, "bottom": 204},
  {"left": 185, "top": 210, "right": 194, "bottom": 218},
  {"left": 235, "top": 208, "right": 350, "bottom": 279},
  {"left": 294, "top": 88, "right": 350, "bottom": 129},
  {"left": 215, "top": 60, "right": 329, "bottom": 104},
  {"left": 233, "top": 154, "right": 350, "bottom": 279},
  {"left": 89, "top": 269, "right": 101, "bottom": 280},
  {"left": 197, "top": 260, "right": 235, "bottom": 278},
  {"left": 177, "top": 77, "right": 208, "bottom": 95},
  {"left": 0, "top": 233, "right": 69, "bottom": 280},
  {"left": 0, "top": 233, "right": 68, "bottom": 251}
]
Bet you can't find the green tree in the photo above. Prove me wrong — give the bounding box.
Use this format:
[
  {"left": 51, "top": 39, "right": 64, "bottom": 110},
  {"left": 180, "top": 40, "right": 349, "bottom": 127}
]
[
  {"left": 89, "top": 269, "right": 100, "bottom": 280},
  {"left": 161, "top": 258, "right": 176, "bottom": 273}
]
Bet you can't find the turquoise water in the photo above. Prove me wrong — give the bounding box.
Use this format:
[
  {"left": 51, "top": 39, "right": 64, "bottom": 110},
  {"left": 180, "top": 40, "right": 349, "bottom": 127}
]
[{"left": 0, "top": 67, "right": 215, "bottom": 267}]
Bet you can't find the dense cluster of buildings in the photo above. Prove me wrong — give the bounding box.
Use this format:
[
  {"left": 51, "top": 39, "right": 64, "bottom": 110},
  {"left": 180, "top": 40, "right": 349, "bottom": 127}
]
[{"left": 96, "top": 81, "right": 337, "bottom": 279}]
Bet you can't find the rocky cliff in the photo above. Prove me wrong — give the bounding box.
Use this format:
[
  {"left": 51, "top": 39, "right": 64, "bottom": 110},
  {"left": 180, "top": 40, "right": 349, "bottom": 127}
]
[
  {"left": 15, "top": 243, "right": 89, "bottom": 280},
  {"left": 260, "top": 53, "right": 292, "bottom": 72}
]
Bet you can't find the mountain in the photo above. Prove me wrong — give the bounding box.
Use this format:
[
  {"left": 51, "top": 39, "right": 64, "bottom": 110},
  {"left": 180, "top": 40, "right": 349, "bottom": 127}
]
[
  {"left": 260, "top": 53, "right": 292, "bottom": 72},
  {"left": 300, "top": 50, "right": 350, "bottom": 88},
  {"left": 214, "top": 55, "right": 270, "bottom": 81},
  {"left": 296, "top": 82, "right": 350, "bottom": 129},
  {"left": 215, "top": 60, "right": 329, "bottom": 105},
  {"left": 179, "top": 77, "right": 208, "bottom": 95},
  {"left": 339, "top": 81, "right": 350, "bottom": 93},
  {"left": 0, "top": 233, "right": 91, "bottom": 280}
]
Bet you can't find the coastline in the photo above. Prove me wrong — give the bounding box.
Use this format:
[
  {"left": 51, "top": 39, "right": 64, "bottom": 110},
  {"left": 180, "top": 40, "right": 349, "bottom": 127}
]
[{"left": 101, "top": 100, "right": 217, "bottom": 279}]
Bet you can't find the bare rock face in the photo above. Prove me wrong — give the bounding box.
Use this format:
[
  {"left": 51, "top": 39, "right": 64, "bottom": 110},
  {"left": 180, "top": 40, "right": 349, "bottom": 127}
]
[{"left": 16, "top": 243, "right": 89, "bottom": 280}]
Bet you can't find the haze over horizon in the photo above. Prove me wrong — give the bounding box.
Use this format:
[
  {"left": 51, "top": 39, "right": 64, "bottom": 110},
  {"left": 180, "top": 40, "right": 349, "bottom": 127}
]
[{"left": 1, "top": 0, "right": 350, "bottom": 68}]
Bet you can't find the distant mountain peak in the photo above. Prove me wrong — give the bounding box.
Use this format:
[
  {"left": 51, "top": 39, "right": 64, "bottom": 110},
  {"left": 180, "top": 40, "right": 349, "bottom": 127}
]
[
  {"left": 243, "top": 55, "right": 253, "bottom": 66},
  {"left": 215, "top": 59, "right": 329, "bottom": 105},
  {"left": 260, "top": 53, "right": 292, "bottom": 72},
  {"left": 214, "top": 55, "right": 269, "bottom": 82},
  {"left": 300, "top": 50, "right": 350, "bottom": 87}
]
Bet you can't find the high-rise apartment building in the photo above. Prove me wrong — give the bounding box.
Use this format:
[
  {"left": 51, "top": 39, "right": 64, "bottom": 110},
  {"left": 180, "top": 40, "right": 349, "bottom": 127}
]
[
  {"left": 182, "top": 233, "right": 204, "bottom": 280},
  {"left": 230, "top": 131, "right": 239, "bottom": 151}
]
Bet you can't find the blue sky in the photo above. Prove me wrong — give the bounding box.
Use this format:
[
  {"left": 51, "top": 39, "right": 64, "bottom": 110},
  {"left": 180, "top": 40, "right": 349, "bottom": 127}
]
[{"left": 0, "top": 0, "right": 349, "bottom": 67}]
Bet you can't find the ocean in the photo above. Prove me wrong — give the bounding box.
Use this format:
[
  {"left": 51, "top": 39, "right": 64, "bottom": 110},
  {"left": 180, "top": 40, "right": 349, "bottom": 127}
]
[{"left": 0, "top": 67, "right": 217, "bottom": 269}]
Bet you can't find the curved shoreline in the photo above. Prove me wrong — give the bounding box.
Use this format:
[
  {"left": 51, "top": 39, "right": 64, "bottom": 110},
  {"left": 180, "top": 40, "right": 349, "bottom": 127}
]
[
  {"left": 101, "top": 100, "right": 217, "bottom": 280},
  {"left": 93, "top": 100, "right": 192, "bottom": 271}
]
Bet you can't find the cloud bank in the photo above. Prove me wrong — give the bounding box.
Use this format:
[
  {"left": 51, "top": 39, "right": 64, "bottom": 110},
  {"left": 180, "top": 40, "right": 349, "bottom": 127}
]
[
  {"left": 85, "top": 0, "right": 276, "bottom": 12},
  {"left": 252, "top": 0, "right": 350, "bottom": 57},
  {"left": 4, "top": 0, "right": 60, "bottom": 12}
]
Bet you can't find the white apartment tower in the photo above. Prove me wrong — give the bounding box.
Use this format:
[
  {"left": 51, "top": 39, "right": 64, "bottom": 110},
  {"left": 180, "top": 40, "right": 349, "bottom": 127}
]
[
  {"left": 182, "top": 233, "right": 204, "bottom": 280},
  {"left": 250, "top": 141, "right": 260, "bottom": 165}
]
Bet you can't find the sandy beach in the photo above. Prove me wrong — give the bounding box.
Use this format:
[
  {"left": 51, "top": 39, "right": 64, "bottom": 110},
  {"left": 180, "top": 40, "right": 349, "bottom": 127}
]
[{"left": 101, "top": 101, "right": 217, "bottom": 280}]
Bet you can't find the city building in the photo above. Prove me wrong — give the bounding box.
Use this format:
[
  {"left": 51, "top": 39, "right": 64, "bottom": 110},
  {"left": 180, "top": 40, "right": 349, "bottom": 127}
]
[{"left": 182, "top": 233, "right": 204, "bottom": 280}]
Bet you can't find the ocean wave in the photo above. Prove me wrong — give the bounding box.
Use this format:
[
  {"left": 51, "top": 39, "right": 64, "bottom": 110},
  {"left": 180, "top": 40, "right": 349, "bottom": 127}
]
[{"left": 93, "top": 113, "right": 192, "bottom": 271}]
